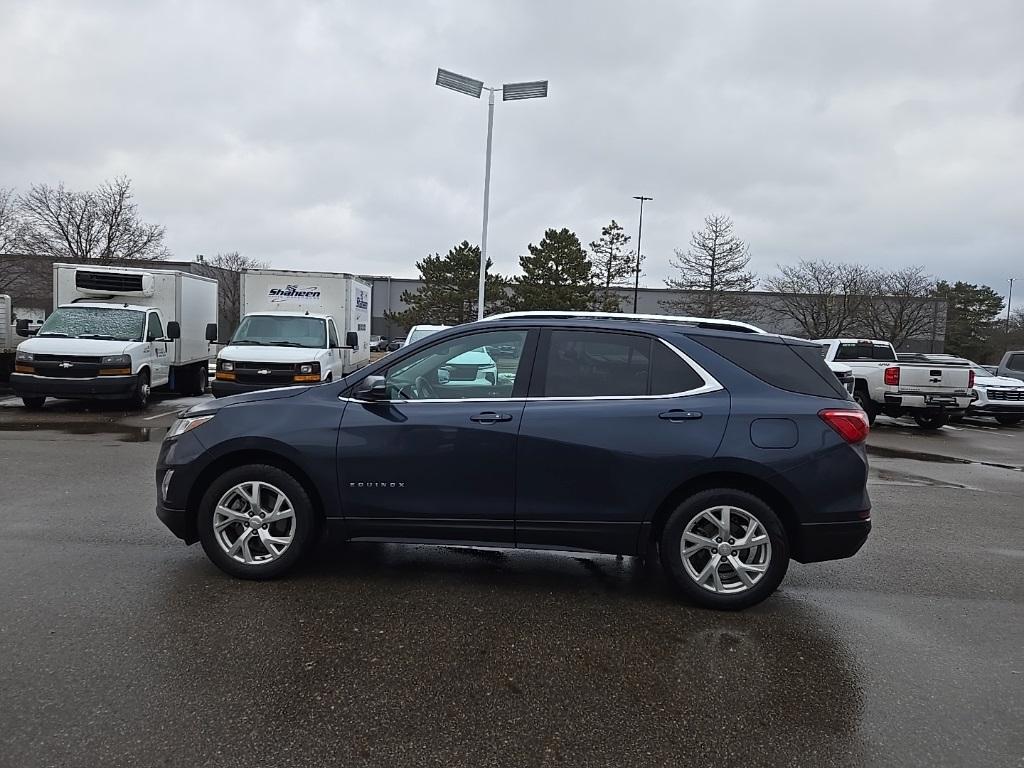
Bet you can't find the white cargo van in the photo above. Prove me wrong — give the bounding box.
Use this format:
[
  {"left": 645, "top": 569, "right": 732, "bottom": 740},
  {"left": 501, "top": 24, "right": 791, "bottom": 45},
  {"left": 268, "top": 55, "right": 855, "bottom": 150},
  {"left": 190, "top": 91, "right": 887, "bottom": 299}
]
[
  {"left": 213, "top": 269, "right": 371, "bottom": 397},
  {"left": 11, "top": 264, "right": 218, "bottom": 409}
]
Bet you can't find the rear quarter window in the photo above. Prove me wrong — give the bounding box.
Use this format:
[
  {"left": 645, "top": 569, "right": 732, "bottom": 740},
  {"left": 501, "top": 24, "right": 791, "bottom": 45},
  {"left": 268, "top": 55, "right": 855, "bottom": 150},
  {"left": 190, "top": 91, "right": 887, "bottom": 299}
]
[
  {"left": 693, "top": 335, "right": 848, "bottom": 399},
  {"left": 1007, "top": 354, "right": 1024, "bottom": 372}
]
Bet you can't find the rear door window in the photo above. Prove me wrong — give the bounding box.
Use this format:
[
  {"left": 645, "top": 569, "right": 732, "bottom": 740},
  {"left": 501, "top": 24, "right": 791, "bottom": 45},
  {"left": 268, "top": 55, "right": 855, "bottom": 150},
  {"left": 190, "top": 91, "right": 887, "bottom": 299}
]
[{"left": 1007, "top": 354, "right": 1024, "bottom": 372}]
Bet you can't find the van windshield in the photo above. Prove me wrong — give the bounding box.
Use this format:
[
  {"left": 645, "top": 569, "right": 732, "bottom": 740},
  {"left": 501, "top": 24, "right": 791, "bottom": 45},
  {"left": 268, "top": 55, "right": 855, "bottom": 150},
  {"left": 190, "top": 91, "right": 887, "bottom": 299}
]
[
  {"left": 37, "top": 307, "right": 145, "bottom": 341},
  {"left": 230, "top": 315, "right": 327, "bottom": 348}
]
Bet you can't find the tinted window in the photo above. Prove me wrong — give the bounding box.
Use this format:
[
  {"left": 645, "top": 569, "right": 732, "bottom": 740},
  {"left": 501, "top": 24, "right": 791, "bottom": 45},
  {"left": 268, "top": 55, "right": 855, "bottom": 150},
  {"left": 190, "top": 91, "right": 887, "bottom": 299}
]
[
  {"left": 383, "top": 330, "right": 528, "bottom": 400},
  {"left": 1007, "top": 354, "right": 1024, "bottom": 372},
  {"left": 651, "top": 340, "right": 705, "bottom": 395},
  {"left": 543, "top": 331, "right": 650, "bottom": 397},
  {"left": 694, "top": 335, "right": 846, "bottom": 399},
  {"left": 147, "top": 314, "right": 164, "bottom": 341},
  {"left": 328, "top": 321, "right": 340, "bottom": 348},
  {"left": 835, "top": 342, "right": 897, "bottom": 362}
]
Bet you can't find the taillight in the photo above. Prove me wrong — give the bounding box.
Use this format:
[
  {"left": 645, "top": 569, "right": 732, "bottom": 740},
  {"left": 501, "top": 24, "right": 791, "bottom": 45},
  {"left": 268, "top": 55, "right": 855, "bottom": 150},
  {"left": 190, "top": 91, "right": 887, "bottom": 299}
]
[
  {"left": 819, "top": 409, "right": 870, "bottom": 444},
  {"left": 968, "top": 369, "right": 975, "bottom": 389},
  {"left": 883, "top": 366, "right": 900, "bottom": 386}
]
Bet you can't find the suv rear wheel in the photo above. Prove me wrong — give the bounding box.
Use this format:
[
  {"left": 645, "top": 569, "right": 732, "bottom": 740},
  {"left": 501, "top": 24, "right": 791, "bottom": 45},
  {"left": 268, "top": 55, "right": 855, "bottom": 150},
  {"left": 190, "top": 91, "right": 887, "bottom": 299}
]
[
  {"left": 995, "top": 415, "right": 1022, "bottom": 426},
  {"left": 660, "top": 489, "right": 789, "bottom": 610},
  {"left": 198, "top": 464, "right": 318, "bottom": 579},
  {"left": 853, "top": 388, "right": 876, "bottom": 425}
]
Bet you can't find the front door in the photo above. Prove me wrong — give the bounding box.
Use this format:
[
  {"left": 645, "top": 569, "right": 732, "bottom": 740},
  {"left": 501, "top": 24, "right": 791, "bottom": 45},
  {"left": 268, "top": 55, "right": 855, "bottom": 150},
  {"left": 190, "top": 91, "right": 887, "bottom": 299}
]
[
  {"left": 146, "top": 312, "right": 171, "bottom": 386},
  {"left": 326, "top": 319, "right": 342, "bottom": 380},
  {"left": 337, "top": 327, "right": 535, "bottom": 544}
]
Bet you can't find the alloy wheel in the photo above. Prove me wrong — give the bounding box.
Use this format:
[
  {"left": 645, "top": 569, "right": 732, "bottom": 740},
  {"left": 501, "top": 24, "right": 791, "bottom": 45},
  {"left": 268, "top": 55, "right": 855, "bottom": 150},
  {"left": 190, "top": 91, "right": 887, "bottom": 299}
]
[
  {"left": 680, "top": 505, "right": 772, "bottom": 594},
  {"left": 213, "top": 481, "right": 296, "bottom": 565}
]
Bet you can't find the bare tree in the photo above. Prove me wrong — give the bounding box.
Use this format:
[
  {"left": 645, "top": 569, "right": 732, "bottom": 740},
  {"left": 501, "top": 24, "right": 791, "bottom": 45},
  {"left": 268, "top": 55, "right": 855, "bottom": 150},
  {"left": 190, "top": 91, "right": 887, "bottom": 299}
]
[
  {"left": 662, "top": 214, "right": 757, "bottom": 319},
  {"left": 0, "top": 187, "right": 23, "bottom": 255},
  {"left": 17, "top": 177, "right": 168, "bottom": 262},
  {"left": 589, "top": 220, "right": 634, "bottom": 311},
  {"left": 857, "top": 266, "right": 938, "bottom": 349},
  {"left": 763, "top": 259, "right": 873, "bottom": 338},
  {"left": 193, "top": 251, "right": 268, "bottom": 337}
]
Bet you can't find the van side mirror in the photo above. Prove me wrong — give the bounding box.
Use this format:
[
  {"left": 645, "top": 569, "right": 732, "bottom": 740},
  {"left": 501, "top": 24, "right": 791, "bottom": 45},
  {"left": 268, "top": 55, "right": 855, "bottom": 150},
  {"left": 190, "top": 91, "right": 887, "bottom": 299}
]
[
  {"left": 15, "top": 319, "right": 30, "bottom": 337},
  {"left": 166, "top": 321, "right": 181, "bottom": 340},
  {"left": 205, "top": 323, "right": 218, "bottom": 342},
  {"left": 346, "top": 331, "right": 359, "bottom": 349},
  {"left": 354, "top": 375, "right": 388, "bottom": 400}
]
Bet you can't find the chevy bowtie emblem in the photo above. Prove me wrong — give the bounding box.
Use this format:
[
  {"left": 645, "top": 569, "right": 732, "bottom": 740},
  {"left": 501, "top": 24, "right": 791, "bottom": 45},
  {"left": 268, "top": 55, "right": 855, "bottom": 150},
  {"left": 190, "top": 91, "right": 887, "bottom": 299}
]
[
  {"left": 258, "top": 369, "right": 271, "bottom": 375},
  {"left": 59, "top": 362, "right": 73, "bottom": 369}
]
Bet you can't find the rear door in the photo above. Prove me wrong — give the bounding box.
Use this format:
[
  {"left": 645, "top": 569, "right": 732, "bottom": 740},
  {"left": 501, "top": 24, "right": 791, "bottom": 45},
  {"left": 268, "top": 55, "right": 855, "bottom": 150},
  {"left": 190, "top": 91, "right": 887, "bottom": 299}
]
[{"left": 515, "top": 329, "right": 730, "bottom": 555}]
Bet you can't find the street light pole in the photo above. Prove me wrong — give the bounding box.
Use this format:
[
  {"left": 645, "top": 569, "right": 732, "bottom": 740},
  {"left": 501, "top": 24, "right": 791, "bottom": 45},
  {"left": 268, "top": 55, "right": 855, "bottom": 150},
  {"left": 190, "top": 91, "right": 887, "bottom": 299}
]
[
  {"left": 1007, "top": 277, "right": 1016, "bottom": 339},
  {"left": 436, "top": 69, "right": 548, "bottom": 321},
  {"left": 632, "top": 196, "right": 652, "bottom": 313},
  {"left": 478, "top": 88, "right": 496, "bottom": 321}
]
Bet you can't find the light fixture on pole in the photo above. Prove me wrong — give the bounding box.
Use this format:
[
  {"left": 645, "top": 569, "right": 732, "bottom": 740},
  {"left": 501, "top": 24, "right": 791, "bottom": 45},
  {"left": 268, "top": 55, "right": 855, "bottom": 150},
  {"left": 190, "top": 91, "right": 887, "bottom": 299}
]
[
  {"left": 436, "top": 68, "right": 549, "bottom": 320},
  {"left": 632, "top": 196, "right": 653, "bottom": 313}
]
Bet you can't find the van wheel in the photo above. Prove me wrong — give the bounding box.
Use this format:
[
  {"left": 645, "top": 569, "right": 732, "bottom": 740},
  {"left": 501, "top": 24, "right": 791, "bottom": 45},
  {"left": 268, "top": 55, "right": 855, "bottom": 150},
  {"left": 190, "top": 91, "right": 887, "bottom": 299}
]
[
  {"left": 129, "top": 370, "right": 150, "bottom": 409},
  {"left": 660, "top": 489, "right": 789, "bottom": 610},
  {"left": 189, "top": 363, "right": 207, "bottom": 396},
  {"left": 913, "top": 413, "right": 947, "bottom": 429},
  {"left": 198, "top": 464, "right": 318, "bottom": 580},
  {"left": 22, "top": 396, "right": 46, "bottom": 410},
  {"left": 995, "top": 415, "right": 1022, "bottom": 426},
  {"left": 853, "top": 389, "right": 876, "bottom": 425}
]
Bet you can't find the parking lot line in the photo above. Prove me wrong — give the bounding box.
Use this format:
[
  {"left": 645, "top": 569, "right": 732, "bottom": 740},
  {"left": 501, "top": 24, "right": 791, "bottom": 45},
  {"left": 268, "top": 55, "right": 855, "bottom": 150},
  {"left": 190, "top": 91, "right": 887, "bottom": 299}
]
[{"left": 143, "top": 409, "right": 181, "bottom": 421}]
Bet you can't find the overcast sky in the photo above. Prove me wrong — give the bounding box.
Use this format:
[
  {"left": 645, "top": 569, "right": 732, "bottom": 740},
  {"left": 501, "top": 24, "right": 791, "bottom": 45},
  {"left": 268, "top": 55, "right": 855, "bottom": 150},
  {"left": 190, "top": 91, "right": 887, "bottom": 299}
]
[{"left": 2, "top": 0, "right": 1021, "bottom": 295}]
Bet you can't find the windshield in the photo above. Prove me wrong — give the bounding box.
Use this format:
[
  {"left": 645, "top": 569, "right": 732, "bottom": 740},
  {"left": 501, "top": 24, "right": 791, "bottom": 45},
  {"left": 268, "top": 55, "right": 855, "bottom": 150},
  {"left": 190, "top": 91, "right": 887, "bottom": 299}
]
[
  {"left": 37, "top": 307, "right": 145, "bottom": 341},
  {"left": 230, "top": 315, "right": 327, "bottom": 348},
  {"left": 407, "top": 327, "right": 447, "bottom": 344}
]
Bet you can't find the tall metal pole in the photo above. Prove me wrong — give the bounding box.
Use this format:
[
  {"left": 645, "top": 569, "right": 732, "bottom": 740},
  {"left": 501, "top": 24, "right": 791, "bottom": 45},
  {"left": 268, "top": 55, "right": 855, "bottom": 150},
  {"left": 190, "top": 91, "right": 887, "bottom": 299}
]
[
  {"left": 477, "top": 89, "right": 496, "bottom": 321},
  {"left": 632, "top": 196, "right": 652, "bottom": 313},
  {"left": 1006, "top": 277, "right": 1016, "bottom": 338}
]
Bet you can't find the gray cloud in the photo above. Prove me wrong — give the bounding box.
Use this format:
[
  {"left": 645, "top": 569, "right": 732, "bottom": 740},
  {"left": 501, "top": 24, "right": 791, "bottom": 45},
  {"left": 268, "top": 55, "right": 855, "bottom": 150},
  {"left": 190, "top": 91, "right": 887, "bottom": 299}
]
[{"left": 2, "top": 0, "right": 1021, "bottom": 295}]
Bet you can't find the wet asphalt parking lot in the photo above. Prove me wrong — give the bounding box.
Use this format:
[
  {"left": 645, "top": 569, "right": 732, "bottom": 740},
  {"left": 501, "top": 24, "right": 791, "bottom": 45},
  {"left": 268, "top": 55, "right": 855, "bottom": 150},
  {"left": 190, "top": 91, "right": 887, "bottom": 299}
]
[{"left": 0, "top": 390, "right": 1021, "bottom": 767}]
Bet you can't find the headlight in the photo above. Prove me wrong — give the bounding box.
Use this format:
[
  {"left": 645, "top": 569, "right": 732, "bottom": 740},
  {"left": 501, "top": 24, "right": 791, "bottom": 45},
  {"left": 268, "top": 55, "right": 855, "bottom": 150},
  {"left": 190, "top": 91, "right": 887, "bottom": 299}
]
[
  {"left": 15, "top": 350, "right": 33, "bottom": 362},
  {"left": 100, "top": 354, "right": 131, "bottom": 366},
  {"left": 299, "top": 363, "right": 315, "bottom": 374},
  {"left": 166, "top": 414, "right": 215, "bottom": 438},
  {"left": 220, "top": 360, "right": 234, "bottom": 372}
]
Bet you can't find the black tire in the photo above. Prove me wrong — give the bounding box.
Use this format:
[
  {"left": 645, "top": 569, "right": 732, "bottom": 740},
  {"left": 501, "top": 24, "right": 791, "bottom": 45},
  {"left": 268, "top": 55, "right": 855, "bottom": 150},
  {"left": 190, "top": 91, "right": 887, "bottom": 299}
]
[
  {"left": 197, "top": 464, "right": 318, "bottom": 580},
  {"left": 853, "top": 388, "right": 876, "bottom": 425},
  {"left": 129, "top": 370, "right": 150, "bottom": 409},
  {"left": 995, "top": 415, "right": 1022, "bottom": 426},
  {"left": 189, "top": 363, "right": 207, "bottom": 396},
  {"left": 22, "top": 396, "right": 46, "bottom": 410},
  {"left": 913, "top": 412, "right": 947, "bottom": 429},
  {"left": 659, "top": 489, "right": 789, "bottom": 611}
]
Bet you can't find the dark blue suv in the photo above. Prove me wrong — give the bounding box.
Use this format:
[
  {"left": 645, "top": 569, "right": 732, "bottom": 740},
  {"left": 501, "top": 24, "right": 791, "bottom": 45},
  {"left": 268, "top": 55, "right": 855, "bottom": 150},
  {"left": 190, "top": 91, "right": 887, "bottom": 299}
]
[{"left": 155, "top": 313, "right": 871, "bottom": 610}]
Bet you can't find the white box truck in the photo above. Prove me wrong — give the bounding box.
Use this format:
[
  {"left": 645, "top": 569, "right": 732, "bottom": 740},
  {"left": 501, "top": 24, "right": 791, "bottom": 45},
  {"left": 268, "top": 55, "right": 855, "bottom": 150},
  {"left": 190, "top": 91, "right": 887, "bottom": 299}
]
[
  {"left": 212, "top": 269, "right": 371, "bottom": 397},
  {"left": 10, "top": 264, "right": 218, "bottom": 409},
  {"left": 0, "top": 294, "right": 16, "bottom": 380}
]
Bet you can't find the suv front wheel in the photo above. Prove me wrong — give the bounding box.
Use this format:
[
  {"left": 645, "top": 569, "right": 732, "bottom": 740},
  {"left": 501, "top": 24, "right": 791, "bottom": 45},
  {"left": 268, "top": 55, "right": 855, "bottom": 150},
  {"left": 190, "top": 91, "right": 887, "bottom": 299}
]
[
  {"left": 198, "top": 464, "right": 318, "bottom": 579},
  {"left": 660, "top": 489, "right": 789, "bottom": 610}
]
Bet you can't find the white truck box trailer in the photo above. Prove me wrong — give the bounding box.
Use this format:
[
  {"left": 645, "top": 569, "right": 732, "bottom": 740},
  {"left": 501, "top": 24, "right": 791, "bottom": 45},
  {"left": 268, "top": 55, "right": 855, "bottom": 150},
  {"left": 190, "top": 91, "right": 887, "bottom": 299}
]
[
  {"left": 213, "top": 269, "right": 371, "bottom": 397},
  {"left": 9, "top": 264, "right": 218, "bottom": 409}
]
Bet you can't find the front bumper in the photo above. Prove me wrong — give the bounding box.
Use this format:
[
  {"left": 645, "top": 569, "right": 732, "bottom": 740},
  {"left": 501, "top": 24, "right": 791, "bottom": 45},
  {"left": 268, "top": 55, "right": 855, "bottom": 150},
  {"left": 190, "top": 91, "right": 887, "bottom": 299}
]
[
  {"left": 968, "top": 401, "right": 1024, "bottom": 417},
  {"left": 790, "top": 518, "right": 871, "bottom": 563},
  {"left": 9, "top": 372, "right": 136, "bottom": 399},
  {"left": 212, "top": 379, "right": 306, "bottom": 398}
]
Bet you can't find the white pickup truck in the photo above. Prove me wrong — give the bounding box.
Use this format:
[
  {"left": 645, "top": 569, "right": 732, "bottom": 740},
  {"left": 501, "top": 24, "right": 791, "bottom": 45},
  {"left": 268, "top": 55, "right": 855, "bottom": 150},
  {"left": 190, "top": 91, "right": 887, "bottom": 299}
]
[{"left": 816, "top": 338, "right": 974, "bottom": 429}]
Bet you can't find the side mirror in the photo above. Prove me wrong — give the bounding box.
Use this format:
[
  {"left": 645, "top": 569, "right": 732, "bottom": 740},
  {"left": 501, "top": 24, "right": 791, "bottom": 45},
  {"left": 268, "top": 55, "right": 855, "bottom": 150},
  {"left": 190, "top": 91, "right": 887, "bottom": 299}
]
[
  {"left": 437, "top": 367, "right": 451, "bottom": 385},
  {"left": 354, "top": 375, "right": 388, "bottom": 401},
  {"left": 205, "top": 323, "right": 218, "bottom": 342},
  {"left": 485, "top": 371, "right": 496, "bottom": 386},
  {"left": 166, "top": 321, "right": 181, "bottom": 340},
  {"left": 15, "top": 319, "right": 30, "bottom": 337},
  {"left": 346, "top": 331, "right": 359, "bottom": 349}
]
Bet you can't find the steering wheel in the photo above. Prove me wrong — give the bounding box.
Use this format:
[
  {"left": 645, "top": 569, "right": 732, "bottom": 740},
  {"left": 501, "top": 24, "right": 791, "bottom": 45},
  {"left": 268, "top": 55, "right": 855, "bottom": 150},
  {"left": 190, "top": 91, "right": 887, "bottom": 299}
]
[{"left": 413, "top": 375, "right": 437, "bottom": 400}]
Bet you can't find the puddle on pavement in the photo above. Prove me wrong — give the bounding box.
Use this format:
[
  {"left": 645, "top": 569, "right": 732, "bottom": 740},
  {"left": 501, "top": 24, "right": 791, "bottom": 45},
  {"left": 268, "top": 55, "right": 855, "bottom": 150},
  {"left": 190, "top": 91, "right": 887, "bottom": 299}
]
[
  {"left": 867, "top": 445, "right": 1023, "bottom": 472},
  {"left": 0, "top": 422, "right": 165, "bottom": 443}
]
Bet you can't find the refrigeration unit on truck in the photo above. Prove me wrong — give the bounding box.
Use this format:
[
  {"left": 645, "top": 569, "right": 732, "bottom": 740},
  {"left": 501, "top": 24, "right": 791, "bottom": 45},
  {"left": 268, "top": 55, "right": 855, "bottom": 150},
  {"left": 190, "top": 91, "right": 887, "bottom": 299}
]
[
  {"left": 0, "top": 294, "right": 17, "bottom": 380},
  {"left": 10, "top": 264, "right": 218, "bottom": 410},
  {"left": 213, "top": 269, "right": 371, "bottom": 397}
]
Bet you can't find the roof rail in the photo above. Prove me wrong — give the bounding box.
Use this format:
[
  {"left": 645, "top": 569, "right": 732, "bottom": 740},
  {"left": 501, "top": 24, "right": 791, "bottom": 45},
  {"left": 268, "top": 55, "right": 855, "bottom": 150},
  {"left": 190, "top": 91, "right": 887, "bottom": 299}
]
[{"left": 482, "top": 310, "right": 766, "bottom": 334}]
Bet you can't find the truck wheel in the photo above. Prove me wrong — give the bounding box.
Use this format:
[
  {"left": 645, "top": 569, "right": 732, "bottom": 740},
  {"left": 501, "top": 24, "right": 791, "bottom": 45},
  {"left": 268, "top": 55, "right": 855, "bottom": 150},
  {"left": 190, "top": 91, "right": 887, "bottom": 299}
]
[
  {"left": 22, "top": 396, "right": 46, "bottom": 410},
  {"left": 913, "top": 412, "right": 947, "bottom": 429},
  {"left": 189, "top": 363, "right": 207, "bottom": 396},
  {"left": 659, "top": 489, "right": 789, "bottom": 610},
  {"left": 853, "top": 389, "right": 876, "bottom": 425},
  {"left": 995, "top": 415, "right": 1022, "bottom": 426},
  {"left": 129, "top": 370, "right": 151, "bottom": 410}
]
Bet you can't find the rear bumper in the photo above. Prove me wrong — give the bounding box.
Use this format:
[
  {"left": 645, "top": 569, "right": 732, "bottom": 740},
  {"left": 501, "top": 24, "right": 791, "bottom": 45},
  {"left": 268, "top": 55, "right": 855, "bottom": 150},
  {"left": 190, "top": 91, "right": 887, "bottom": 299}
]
[
  {"left": 883, "top": 393, "right": 971, "bottom": 411},
  {"left": 9, "top": 372, "right": 136, "bottom": 399},
  {"left": 791, "top": 518, "right": 871, "bottom": 563}
]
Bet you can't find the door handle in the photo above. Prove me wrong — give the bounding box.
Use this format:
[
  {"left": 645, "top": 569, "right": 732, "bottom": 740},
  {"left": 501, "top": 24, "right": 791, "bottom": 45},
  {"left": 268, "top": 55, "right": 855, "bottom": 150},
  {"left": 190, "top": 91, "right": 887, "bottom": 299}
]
[
  {"left": 659, "top": 410, "right": 703, "bottom": 422},
  {"left": 470, "top": 412, "right": 513, "bottom": 423}
]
